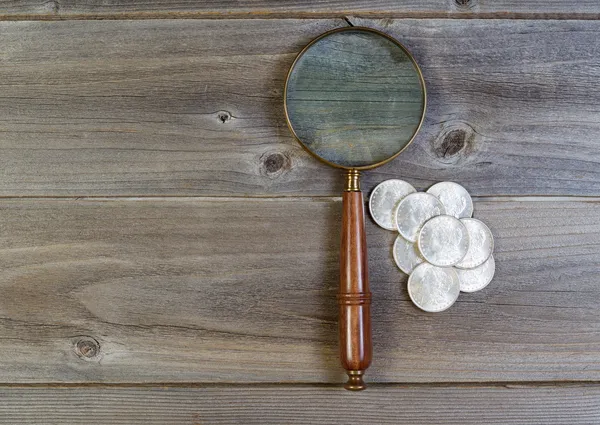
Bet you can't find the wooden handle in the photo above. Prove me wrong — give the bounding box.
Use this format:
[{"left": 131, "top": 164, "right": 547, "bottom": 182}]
[{"left": 338, "top": 171, "right": 372, "bottom": 391}]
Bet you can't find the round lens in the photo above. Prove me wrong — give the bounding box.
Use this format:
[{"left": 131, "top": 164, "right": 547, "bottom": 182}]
[{"left": 285, "top": 28, "right": 426, "bottom": 169}]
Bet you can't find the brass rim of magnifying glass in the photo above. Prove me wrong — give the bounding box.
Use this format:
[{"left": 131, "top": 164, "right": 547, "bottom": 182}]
[{"left": 283, "top": 26, "right": 427, "bottom": 171}]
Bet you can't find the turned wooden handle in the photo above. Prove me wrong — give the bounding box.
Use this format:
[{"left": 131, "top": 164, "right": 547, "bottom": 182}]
[{"left": 338, "top": 172, "right": 372, "bottom": 391}]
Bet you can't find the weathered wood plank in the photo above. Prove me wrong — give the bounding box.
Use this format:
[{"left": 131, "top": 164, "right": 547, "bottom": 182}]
[
  {"left": 1, "top": 1, "right": 600, "bottom": 18},
  {"left": 0, "top": 197, "right": 598, "bottom": 383},
  {"left": 2, "top": 19, "right": 600, "bottom": 196},
  {"left": 0, "top": 384, "right": 599, "bottom": 424},
  {"left": 0, "top": 19, "right": 342, "bottom": 196}
]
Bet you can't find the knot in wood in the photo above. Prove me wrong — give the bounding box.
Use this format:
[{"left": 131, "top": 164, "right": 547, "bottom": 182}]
[
  {"left": 216, "top": 111, "right": 232, "bottom": 124},
  {"left": 437, "top": 129, "right": 467, "bottom": 158},
  {"left": 455, "top": 0, "right": 473, "bottom": 7},
  {"left": 264, "top": 153, "right": 285, "bottom": 173},
  {"left": 75, "top": 337, "right": 100, "bottom": 360},
  {"left": 260, "top": 151, "right": 291, "bottom": 178},
  {"left": 431, "top": 122, "right": 476, "bottom": 165},
  {"left": 45, "top": 0, "right": 60, "bottom": 13}
]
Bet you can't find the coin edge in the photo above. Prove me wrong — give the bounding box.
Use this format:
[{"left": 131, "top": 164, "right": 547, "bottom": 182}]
[
  {"left": 407, "top": 263, "right": 460, "bottom": 313},
  {"left": 369, "top": 179, "right": 417, "bottom": 231},
  {"left": 426, "top": 181, "right": 474, "bottom": 219},
  {"left": 417, "top": 214, "right": 470, "bottom": 267},
  {"left": 396, "top": 192, "right": 446, "bottom": 242},
  {"left": 455, "top": 217, "right": 495, "bottom": 269}
]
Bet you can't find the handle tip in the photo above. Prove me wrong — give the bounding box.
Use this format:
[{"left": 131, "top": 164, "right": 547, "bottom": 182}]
[{"left": 344, "top": 370, "right": 367, "bottom": 391}]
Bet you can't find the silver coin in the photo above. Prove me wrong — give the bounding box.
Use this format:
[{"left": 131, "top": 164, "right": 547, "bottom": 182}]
[
  {"left": 417, "top": 215, "right": 470, "bottom": 267},
  {"left": 393, "top": 235, "right": 425, "bottom": 275},
  {"left": 369, "top": 179, "right": 417, "bottom": 230},
  {"left": 427, "top": 182, "right": 473, "bottom": 219},
  {"left": 455, "top": 218, "right": 494, "bottom": 269},
  {"left": 455, "top": 255, "right": 495, "bottom": 293},
  {"left": 407, "top": 263, "right": 460, "bottom": 313},
  {"left": 395, "top": 193, "right": 445, "bottom": 242}
]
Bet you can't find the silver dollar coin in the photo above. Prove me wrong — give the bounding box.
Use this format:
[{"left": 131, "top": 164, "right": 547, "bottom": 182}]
[
  {"left": 455, "top": 255, "right": 495, "bottom": 293},
  {"left": 393, "top": 235, "right": 425, "bottom": 275},
  {"left": 369, "top": 179, "right": 416, "bottom": 230},
  {"left": 427, "top": 181, "right": 473, "bottom": 219},
  {"left": 395, "top": 192, "right": 445, "bottom": 242},
  {"left": 407, "top": 263, "right": 460, "bottom": 313},
  {"left": 455, "top": 218, "right": 494, "bottom": 269},
  {"left": 418, "top": 215, "right": 470, "bottom": 267}
]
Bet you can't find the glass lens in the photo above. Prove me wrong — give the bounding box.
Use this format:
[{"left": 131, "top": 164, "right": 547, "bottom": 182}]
[{"left": 285, "top": 29, "right": 425, "bottom": 168}]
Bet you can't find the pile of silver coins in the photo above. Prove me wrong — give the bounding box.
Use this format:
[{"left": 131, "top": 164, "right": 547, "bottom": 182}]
[{"left": 369, "top": 180, "right": 495, "bottom": 312}]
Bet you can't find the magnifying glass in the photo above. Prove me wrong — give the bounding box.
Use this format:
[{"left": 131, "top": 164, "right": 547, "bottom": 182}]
[{"left": 284, "top": 27, "right": 426, "bottom": 390}]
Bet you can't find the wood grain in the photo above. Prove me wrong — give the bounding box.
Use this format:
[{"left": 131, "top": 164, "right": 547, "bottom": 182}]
[
  {"left": 1, "top": 0, "right": 600, "bottom": 19},
  {"left": 0, "top": 197, "right": 598, "bottom": 383},
  {"left": 0, "top": 384, "right": 598, "bottom": 424},
  {"left": 1, "top": 19, "right": 600, "bottom": 196}
]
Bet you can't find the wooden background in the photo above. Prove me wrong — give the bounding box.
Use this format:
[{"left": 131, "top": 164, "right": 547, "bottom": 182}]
[{"left": 1, "top": 1, "right": 600, "bottom": 423}]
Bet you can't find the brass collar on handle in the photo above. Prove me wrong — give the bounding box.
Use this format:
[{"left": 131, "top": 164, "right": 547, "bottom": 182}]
[{"left": 344, "top": 170, "right": 361, "bottom": 192}]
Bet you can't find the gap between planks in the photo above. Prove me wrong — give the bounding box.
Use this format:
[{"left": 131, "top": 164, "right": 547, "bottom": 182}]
[
  {"left": 0, "top": 195, "right": 597, "bottom": 203},
  {"left": 0, "top": 381, "right": 598, "bottom": 389},
  {"left": 1, "top": 12, "right": 600, "bottom": 21}
]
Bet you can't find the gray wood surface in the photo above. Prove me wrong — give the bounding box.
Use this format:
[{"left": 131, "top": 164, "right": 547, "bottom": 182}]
[
  {"left": 0, "top": 196, "right": 597, "bottom": 383},
  {"left": 1, "top": 0, "right": 600, "bottom": 18},
  {"left": 1, "top": 8, "right": 599, "bottom": 421},
  {"left": 0, "top": 384, "right": 598, "bottom": 424},
  {"left": 1, "top": 19, "right": 600, "bottom": 196}
]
